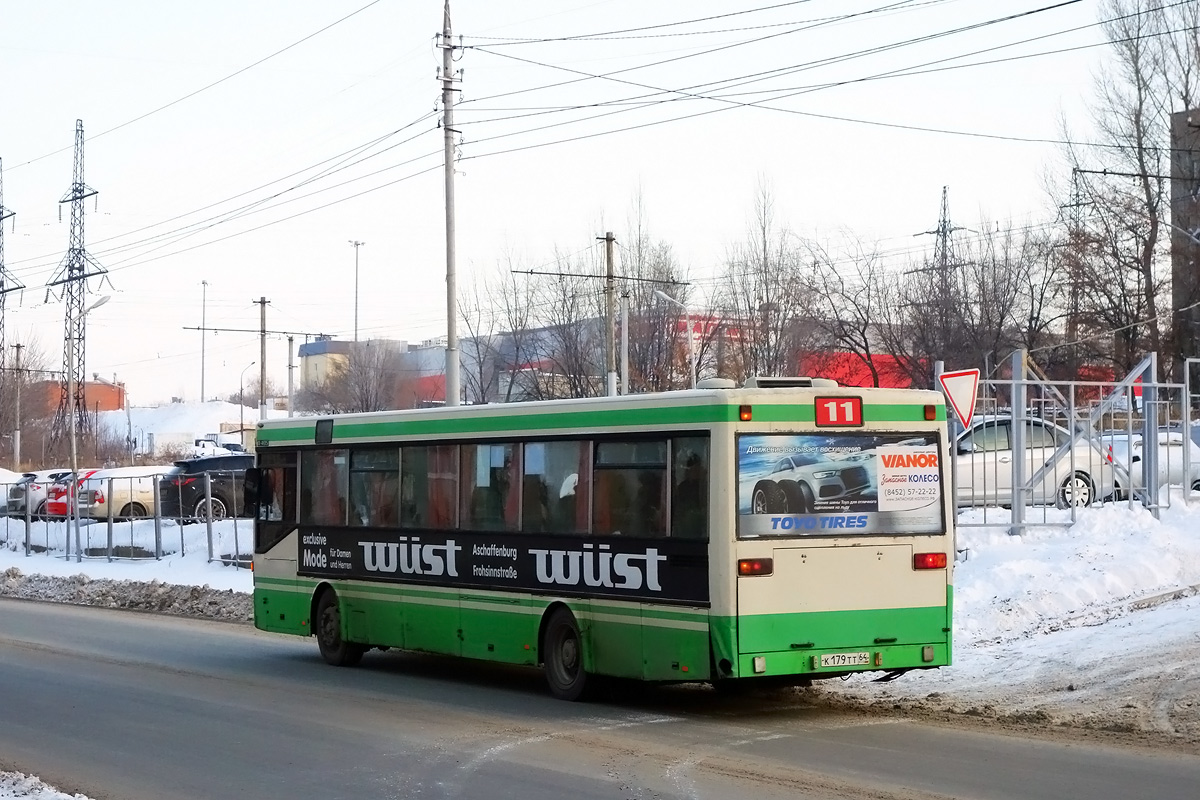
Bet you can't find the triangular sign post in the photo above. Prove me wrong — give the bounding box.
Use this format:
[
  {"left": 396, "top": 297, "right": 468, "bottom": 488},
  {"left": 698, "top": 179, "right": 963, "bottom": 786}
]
[{"left": 938, "top": 368, "right": 980, "bottom": 429}]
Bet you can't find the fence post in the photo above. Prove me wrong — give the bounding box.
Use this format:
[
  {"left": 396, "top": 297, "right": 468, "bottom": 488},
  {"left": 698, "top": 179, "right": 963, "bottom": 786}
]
[
  {"left": 1183, "top": 382, "right": 1191, "bottom": 508},
  {"left": 152, "top": 475, "right": 163, "bottom": 560},
  {"left": 205, "top": 472, "right": 214, "bottom": 564},
  {"left": 231, "top": 471, "right": 241, "bottom": 570},
  {"left": 106, "top": 476, "right": 115, "bottom": 562},
  {"left": 1010, "top": 350, "right": 1027, "bottom": 536},
  {"left": 23, "top": 483, "right": 32, "bottom": 557},
  {"left": 1142, "top": 353, "right": 1160, "bottom": 519}
]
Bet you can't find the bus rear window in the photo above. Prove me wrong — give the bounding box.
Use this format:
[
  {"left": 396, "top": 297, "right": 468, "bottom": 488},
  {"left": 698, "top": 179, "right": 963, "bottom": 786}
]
[{"left": 737, "top": 432, "right": 944, "bottom": 537}]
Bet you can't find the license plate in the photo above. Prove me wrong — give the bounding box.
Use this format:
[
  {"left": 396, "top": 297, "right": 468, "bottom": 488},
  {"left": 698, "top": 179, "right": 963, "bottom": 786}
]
[{"left": 819, "top": 651, "right": 870, "bottom": 668}]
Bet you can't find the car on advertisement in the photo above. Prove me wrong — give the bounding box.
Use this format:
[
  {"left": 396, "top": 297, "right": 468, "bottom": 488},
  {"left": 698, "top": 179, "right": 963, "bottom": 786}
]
[
  {"left": 6, "top": 469, "right": 70, "bottom": 517},
  {"left": 743, "top": 435, "right": 936, "bottom": 516},
  {"left": 749, "top": 452, "right": 869, "bottom": 514},
  {"left": 954, "top": 416, "right": 1116, "bottom": 508}
]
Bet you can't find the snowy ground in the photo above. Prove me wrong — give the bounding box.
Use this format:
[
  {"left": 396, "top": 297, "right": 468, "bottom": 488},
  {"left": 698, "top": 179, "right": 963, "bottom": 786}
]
[{"left": 2, "top": 500, "right": 1200, "bottom": 797}]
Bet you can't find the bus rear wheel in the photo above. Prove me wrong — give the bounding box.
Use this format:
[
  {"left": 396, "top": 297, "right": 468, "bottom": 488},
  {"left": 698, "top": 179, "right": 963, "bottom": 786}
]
[
  {"left": 315, "top": 590, "right": 365, "bottom": 667},
  {"left": 543, "top": 607, "right": 591, "bottom": 701}
]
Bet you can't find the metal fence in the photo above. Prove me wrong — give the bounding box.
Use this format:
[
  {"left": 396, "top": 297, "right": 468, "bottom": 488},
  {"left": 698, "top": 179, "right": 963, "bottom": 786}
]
[
  {"left": 944, "top": 351, "right": 1196, "bottom": 534},
  {"left": 0, "top": 470, "right": 251, "bottom": 566}
]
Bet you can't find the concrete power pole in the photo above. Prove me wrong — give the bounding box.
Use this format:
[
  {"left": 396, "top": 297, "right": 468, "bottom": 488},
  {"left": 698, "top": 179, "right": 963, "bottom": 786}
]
[
  {"left": 200, "top": 279, "right": 207, "bottom": 402},
  {"left": 441, "top": 0, "right": 461, "bottom": 407},
  {"left": 349, "top": 240, "right": 365, "bottom": 343},
  {"left": 11, "top": 343, "right": 22, "bottom": 470},
  {"left": 255, "top": 296, "right": 269, "bottom": 419},
  {"left": 601, "top": 231, "right": 617, "bottom": 396},
  {"left": 287, "top": 335, "right": 294, "bottom": 418}
]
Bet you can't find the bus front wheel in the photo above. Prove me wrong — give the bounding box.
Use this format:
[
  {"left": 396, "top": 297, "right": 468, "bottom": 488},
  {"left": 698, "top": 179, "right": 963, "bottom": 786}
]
[
  {"left": 543, "top": 607, "right": 591, "bottom": 701},
  {"left": 315, "top": 590, "right": 366, "bottom": 667}
]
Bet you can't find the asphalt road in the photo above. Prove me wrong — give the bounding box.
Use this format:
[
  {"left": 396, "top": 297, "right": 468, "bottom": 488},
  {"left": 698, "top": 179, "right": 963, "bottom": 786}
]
[{"left": 1, "top": 598, "right": 1197, "bottom": 800}]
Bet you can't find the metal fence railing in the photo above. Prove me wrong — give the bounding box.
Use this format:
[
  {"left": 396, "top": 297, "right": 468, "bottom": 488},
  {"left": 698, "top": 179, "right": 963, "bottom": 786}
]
[
  {"left": 0, "top": 470, "right": 251, "bottom": 567},
  {"left": 944, "top": 351, "right": 1196, "bottom": 534}
]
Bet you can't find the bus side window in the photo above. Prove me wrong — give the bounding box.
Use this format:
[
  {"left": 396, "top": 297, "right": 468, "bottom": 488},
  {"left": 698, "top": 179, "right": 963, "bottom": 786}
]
[
  {"left": 593, "top": 440, "right": 666, "bottom": 537},
  {"left": 401, "top": 445, "right": 459, "bottom": 530},
  {"left": 301, "top": 450, "right": 349, "bottom": 526},
  {"left": 671, "top": 437, "right": 710, "bottom": 540},
  {"left": 523, "top": 441, "right": 590, "bottom": 535}
]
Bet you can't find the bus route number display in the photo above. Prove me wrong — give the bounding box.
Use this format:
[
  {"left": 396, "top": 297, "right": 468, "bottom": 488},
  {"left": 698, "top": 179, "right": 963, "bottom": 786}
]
[{"left": 814, "top": 396, "right": 863, "bottom": 427}]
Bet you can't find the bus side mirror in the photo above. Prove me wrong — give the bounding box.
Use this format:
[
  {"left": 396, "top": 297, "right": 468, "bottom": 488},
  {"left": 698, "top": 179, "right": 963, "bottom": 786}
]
[{"left": 243, "top": 467, "right": 261, "bottom": 518}]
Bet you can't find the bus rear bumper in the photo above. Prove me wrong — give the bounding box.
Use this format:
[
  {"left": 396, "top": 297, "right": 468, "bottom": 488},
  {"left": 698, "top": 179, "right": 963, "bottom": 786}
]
[{"left": 736, "top": 641, "right": 951, "bottom": 679}]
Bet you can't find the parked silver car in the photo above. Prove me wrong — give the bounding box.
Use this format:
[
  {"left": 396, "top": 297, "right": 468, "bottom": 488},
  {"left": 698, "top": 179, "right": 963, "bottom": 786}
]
[
  {"left": 6, "top": 469, "right": 71, "bottom": 518},
  {"left": 955, "top": 417, "right": 1116, "bottom": 508}
]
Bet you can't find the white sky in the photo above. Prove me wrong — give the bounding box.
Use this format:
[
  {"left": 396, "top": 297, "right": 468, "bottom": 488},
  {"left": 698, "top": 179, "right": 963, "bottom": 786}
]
[{"left": 1, "top": 0, "right": 1106, "bottom": 404}]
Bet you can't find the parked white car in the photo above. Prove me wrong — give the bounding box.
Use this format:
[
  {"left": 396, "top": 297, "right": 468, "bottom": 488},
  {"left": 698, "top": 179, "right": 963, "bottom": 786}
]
[
  {"left": 77, "top": 465, "right": 173, "bottom": 520},
  {"left": 6, "top": 469, "right": 71, "bottom": 517},
  {"left": 1100, "top": 430, "right": 1200, "bottom": 498},
  {"left": 955, "top": 417, "right": 1116, "bottom": 508}
]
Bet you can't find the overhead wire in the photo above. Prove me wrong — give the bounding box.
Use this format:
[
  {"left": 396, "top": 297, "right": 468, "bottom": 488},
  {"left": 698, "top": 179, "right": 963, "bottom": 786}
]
[{"left": 2, "top": 0, "right": 386, "bottom": 173}]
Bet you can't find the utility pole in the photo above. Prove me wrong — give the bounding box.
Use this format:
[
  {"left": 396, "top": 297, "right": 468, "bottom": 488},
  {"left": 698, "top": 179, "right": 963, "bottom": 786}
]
[
  {"left": 349, "top": 240, "right": 365, "bottom": 342},
  {"left": 440, "top": 0, "right": 461, "bottom": 407},
  {"left": 620, "top": 289, "right": 630, "bottom": 395},
  {"left": 287, "top": 335, "right": 295, "bottom": 418},
  {"left": 599, "top": 231, "right": 617, "bottom": 396},
  {"left": 200, "top": 279, "right": 208, "bottom": 402},
  {"left": 11, "top": 343, "right": 22, "bottom": 470},
  {"left": 255, "top": 296, "right": 269, "bottom": 419},
  {"left": 0, "top": 157, "right": 23, "bottom": 378}
]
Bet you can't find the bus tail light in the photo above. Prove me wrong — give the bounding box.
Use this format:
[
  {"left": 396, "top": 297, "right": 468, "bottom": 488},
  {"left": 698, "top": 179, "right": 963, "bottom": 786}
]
[
  {"left": 738, "top": 558, "right": 773, "bottom": 576},
  {"left": 913, "top": 552, "right": 947, "bottom": 570},
  {"left": 739, "top": 405, "right": 752, "bottom": 421},
  {"left": 924, "top": 404, "right": 937, "bottom": 420}
]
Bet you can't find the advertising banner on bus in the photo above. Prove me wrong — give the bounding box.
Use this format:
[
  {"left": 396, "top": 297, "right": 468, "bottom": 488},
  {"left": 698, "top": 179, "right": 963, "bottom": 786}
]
[
  {"left": 297, "top": 528, "right": 710, "bottom": 605},
  {"left": 736, "top": 432, "right": 944, "bottom": 536}
]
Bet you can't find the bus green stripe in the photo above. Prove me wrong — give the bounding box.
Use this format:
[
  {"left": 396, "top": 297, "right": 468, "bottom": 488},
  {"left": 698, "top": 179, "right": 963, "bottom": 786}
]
[{"left": 257, "top": 402, "right": 943, "bottom": 443}]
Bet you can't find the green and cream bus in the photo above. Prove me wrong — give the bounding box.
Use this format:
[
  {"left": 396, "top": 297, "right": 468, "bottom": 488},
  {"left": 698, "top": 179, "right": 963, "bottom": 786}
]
[{"left": 248, "top": 376, "right": 954, "bottom": 700}]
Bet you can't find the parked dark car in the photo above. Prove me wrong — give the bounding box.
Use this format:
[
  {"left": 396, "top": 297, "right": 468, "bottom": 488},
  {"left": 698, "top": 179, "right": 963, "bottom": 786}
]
[{"left": 158, "top": 455, "right": 254, "bottom": 521}]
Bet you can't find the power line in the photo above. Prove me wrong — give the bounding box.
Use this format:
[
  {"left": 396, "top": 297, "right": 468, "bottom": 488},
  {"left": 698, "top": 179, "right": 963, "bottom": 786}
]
[
  {"left": 2, "top": 0, "right": 386, "bottom": 173},
  {"left": 462, "top": 0, "right": 822, "bottom": 44}
]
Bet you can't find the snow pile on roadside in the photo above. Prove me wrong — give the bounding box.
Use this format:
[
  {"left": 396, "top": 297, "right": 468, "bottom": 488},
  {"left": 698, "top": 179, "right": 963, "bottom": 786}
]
[
  {"left": 0, "top": 772, "right": 88, "bottom": 800},
  {"left": 0, "top": 567, "right": 252, "bottom": 622}
]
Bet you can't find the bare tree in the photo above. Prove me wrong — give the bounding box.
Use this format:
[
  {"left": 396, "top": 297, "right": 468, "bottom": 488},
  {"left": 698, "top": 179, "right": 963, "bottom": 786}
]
[
  {"left": 805, "top": 237, "right": 889, "bottom": 386},
  {"left": 460, "top": 275, "right": 503, "bottom": 404},
  {"left": 619, "top": 192, "right": 695, "bottom": 392},
  {"left": 297, "top": 341, "right": 400, "bottom": 413},
  {"left": 1058, "top": 0, "right": 1198, "bottom": 371},
  {"left": 715, "top": 179, "right": 816, "bottom": 382}
]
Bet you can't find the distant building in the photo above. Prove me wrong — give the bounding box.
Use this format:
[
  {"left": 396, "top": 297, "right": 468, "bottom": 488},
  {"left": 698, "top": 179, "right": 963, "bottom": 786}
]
[
  {"left": 1172, "top": 108, "right": 1200, "bottom": 361},
  {"left": 29, "top": 380, "right": 126, "bottom": 417},
  {"left": 298, "top": 336, "right": 352, "bottom": 389}
]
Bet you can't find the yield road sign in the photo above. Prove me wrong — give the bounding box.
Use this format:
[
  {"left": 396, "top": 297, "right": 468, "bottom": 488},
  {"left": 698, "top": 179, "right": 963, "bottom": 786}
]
[{"left": 939, "top": 369, "right": 980, "bottom": 429}]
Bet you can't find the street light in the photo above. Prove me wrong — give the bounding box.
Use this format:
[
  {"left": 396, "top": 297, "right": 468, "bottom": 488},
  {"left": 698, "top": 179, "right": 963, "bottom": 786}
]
[
  {"left": 68, "top": 294, "right": 110, "bottom": 562},
  {"left": 654, "top": 290, "right": 697, "bottom": 389},
  {"left": 349, "top": 240, "right": 365, "bottom": 342},
  {"left": 239, "top": 361, "right": 256, "bottom": 448}
]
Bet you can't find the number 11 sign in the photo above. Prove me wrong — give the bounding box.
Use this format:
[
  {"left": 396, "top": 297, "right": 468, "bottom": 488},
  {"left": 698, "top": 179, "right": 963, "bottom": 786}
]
[{"left": 815, "top": 396, "right": 863, "bottom": 427}]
